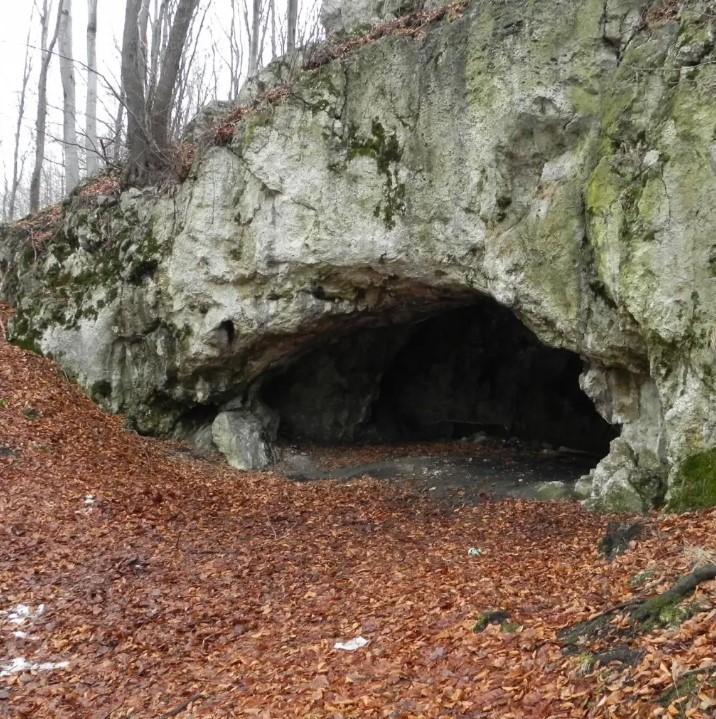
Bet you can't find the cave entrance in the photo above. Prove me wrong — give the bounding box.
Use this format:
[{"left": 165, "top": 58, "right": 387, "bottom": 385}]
[{"left": 261, "top": 298, "right": 617, "bottom": 462}]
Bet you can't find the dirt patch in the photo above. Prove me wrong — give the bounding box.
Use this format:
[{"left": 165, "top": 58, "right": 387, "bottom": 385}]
[{"left": 275, "top": 439, "right": 598, "bottom": 505}]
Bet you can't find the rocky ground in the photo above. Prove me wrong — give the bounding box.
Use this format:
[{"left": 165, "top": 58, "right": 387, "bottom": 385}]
[{"left": 1, "top": 301, "right": 715, "bottom": 719}]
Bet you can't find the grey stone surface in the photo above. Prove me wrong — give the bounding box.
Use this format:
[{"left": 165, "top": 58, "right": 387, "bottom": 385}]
[
  {"left": 320, "top": 0, "right": 439, "bottom": 37},
  {"left": 573, "top": 475, "right": 594, "bottom": 501},
  {"left": 212, "top": 410, "right": 275, "bottom": 471},
  {"left": 534, "top": 481, "right": 573, "bottom": 502}
]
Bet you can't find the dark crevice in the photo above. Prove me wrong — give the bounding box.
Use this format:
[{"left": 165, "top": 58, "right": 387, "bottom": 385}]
[{"left": 219, "top": 319, "right": 235, "bottom": 347}]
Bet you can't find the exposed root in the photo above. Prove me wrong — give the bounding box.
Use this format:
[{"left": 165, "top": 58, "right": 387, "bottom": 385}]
[{"left": 631, "top": 564, "right": 716, "bottom": 623}]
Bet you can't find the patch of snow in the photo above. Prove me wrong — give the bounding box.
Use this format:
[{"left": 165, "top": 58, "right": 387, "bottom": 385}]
[
  {"left": 0, "top": 657, "right": 69, "bottom": 677},
  {"left": 0, "top": 605, "right": 67, "bottom": 675},
  {"left": 333, "top": 636, "right": 369, "bottom": 651},
  {"left": 0, "top": 604, "right": 44, "bottom": 626}
]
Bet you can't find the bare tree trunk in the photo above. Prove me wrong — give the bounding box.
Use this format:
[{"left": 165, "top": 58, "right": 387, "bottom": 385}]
[
  {"left": 138, "top": 0, "right": 151, "bottom": 97},
  {"left": 269, "top": 0, "right": 276, "bottom": 59},
  {"left": 171, "top": 3, "right": 210, "bottom": 139},
  {"left": 287, "top": 0, "right": 298, "bottom": 52},
  {"left": 149, "top": 0, "right": 200, "bottom": 151},
  {"left": 228, "top": 3, "right": 243, "bottom": 99},
  {"left": 2, "top": 177, "right": 9, "bottom": 224},
  {"left": 85, "top": 0, "right": 99, "bottom": 176},
  {"left": 59, "top": 0, "right": 79, "bottom": 192},
  {"left": 121, "top": 0, "right": 149, "bottom": 184},
  {"left": 148, "top": 0, "right": 168, "bottom": 103},
  {"left": 247, "top": 0, "right": 262, "bottom": 77},
  {"left": 8, "top": 11, "right": 35, "bottom": 220},
  {"left": 30, "top": 0, "right": 64, "bottom": 214},
  {"left": 112, "top": 94, "right": 126, "bottom": 164},
  {"left": 122, "top": 0, "right": 200, "bottom": 185}
]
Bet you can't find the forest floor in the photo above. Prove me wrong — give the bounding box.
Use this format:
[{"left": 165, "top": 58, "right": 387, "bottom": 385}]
[{"left": 1, "top": 301, "right": 715, "bottom": 719}]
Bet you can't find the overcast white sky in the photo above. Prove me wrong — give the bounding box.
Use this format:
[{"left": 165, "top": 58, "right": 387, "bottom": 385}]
[
  {"left": 0, "top": 0, "right": 321, "bottom": 212},
  {"left": 0, "top": 2, "right": 125, "bottom": 178}
]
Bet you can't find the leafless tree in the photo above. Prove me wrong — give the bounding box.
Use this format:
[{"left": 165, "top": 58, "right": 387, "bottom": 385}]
[
  {"left": 58, "top": 0, "right": 80, "bottom": 192},
  {"left": 222, "top": 3, "right": 244, "bottom": 99},
  {"left": 121, "top": 0, "right": 200, "bottom": 185},
  {"left": 246, "top": 0, "right": 262, "bottom": 77},
  {"left": 30, "top": 0, "right": 64, "bottom": 214},
  {"left": 85, "top": 0, "right": 99, "bottom": 176},
  {"left": 296, "top": 0, "right": 324, "bottom": 50},
  {"left": 269, "top": 0, "right": 276, "bottom": 59},
  {"left": 40, "top": 158, "right": 65, "bottom": 208},
  {"left": 7, "top": 9, "right": 35, "bottom": 221},
  {"left": 171, "top": 3, "right": 212, "bottom": 138},
  {"left": 267, "top": 0, "right": 323, "bottom": 60},
  {"left": 287, "top": 0, "right": 298, "bottom": 52}
]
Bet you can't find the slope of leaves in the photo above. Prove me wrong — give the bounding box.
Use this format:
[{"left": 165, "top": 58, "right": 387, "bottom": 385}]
[{"left": 0, "top": 301, "right": 715, "bottom": 719}]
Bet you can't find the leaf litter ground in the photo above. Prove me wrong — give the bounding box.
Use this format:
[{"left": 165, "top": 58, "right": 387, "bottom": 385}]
[{"left": 0, "top": 303, "right": 715, "bottom": 719}]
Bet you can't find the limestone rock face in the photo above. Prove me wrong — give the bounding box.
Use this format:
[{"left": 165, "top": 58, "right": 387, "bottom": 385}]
[
  {"left": 320, "top": 0, "right": 443, "bottom": 37},
  {"left": 4, "top": 0, "right": 716, "bottom": 511}
]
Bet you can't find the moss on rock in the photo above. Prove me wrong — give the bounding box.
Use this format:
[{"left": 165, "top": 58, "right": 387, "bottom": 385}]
[
  {"left": 346, "top": 119, "right": 406, "bottom": 229},
  {"left": 667, "top": 449, "right": 716, "bottom": 512}
]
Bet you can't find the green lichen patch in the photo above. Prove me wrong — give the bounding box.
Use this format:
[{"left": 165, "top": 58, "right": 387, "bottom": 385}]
[
  {"left": 499, "top": 621, "right": 521, "bottom": 634},
  {"left": 629, "top": 568, "right": 658, "bottom": 589},
  {"left": 8, "top": 310, "right": 44, "bottom": 354},
  {"left": 575, "top": 653, "right": 595, "bottom": 675},
  {"left": 347, "top": 119, "right": 406, "bottom": 228},
  {"left": 5, "top": 192, "right": 168, "bottom": 362},
  {"left": 667, "top": 449, "right": 716, "bottom": 512},
  {"left": 22, "top": 407, "right": 40, "bottom": 421},
  {"left": 473, "top": 610, "right": 511, "bottom": 633},
  {"left": 656, "top": 601, "right": 694, "bottom": 628},
  {"left": 658, "top": 672, "right": 716, "bottom": 717}
]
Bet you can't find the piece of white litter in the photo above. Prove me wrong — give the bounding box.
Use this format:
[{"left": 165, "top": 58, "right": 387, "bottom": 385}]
[
  {"left": 12, "top": 631, "right": 28, "bottom": 639},
  {"left": 333, "top": 636, "right": 369, "bottom": 652},
  {"left": 0, "top": 657, "right": 69, "bottom": 677},
  {"left": 83, "top": 494, "right": 96, "bottom": 506},
  {"left": 467, "top": 547, "right": 485, "bottom": 557}
]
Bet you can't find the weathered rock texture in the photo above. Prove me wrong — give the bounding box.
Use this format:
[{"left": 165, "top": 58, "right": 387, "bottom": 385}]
[
  {"left": 3, "top": 0, "right": 716, "bottom": 512},
  {"left": 321, "top": 0, "right": 444, "bottom": 36}
]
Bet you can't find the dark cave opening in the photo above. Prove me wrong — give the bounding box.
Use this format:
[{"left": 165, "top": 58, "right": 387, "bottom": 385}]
[{"left": 261, "top": 299, "right": 617, "bottom": 456}]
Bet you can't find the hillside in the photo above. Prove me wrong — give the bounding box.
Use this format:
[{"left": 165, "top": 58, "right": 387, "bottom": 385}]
[{"left": 1, "top": 300, "right": 715, "bottom": 717}]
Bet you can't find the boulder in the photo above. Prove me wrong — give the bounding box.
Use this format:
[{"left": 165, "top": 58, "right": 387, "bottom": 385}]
[
  {"left": 212, "top": 410, "right": 276, "bottom": 471},
  {"left": 535, "top": 481, "right": 573, "bottom": 502}
]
